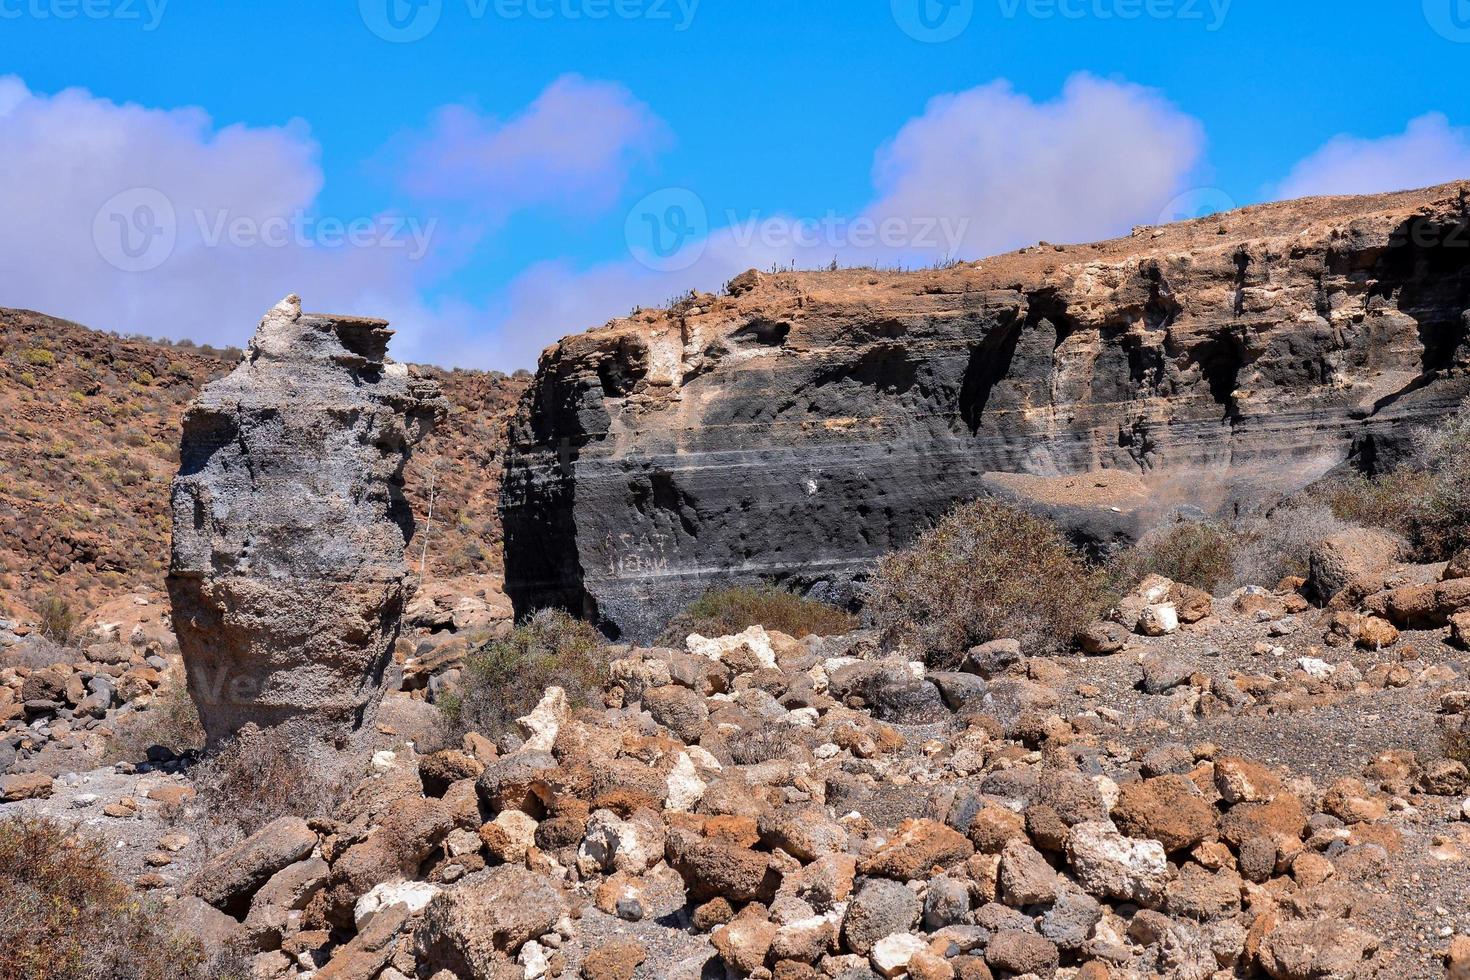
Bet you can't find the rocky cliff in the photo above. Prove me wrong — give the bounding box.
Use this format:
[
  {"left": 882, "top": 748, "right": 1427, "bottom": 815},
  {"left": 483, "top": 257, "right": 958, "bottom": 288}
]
[
  {"left": 502, "top": 182, "right": 1470, "bottom": 642},
  {"left": 167, "top": 296, "right": 447, "bottom": 750}
]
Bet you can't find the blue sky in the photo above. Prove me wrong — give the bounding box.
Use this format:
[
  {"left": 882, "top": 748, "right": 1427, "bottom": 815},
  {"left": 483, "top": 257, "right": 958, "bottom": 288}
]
[{"left": 2, "top": 0, "right": 1468, "bottom": 367}]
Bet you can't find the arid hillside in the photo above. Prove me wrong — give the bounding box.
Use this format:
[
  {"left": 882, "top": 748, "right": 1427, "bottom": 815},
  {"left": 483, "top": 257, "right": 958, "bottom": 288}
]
[{"left": 0, "top": 308, "right": 526, "bottom": 625}]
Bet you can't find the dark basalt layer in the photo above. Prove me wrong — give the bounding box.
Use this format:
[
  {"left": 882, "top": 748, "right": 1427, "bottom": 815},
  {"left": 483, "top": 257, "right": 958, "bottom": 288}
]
[{"left": 502, "top": 183, "right": 1470, "bottom": 642}]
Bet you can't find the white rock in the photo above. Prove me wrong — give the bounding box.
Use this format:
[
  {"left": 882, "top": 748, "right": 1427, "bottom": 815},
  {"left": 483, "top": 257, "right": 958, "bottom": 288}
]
[
  {"left": 70, "top": 793, "right": 99, "bottom": 808},
  {"left": 519, "top": 939, "right": 550, "bottom": 979},
  {"left": 1091, "top": 775, "right": 1120, "bottom": 813},
  {"left": 1067, "top": 821, "right": 1167, "bottom": 903},
  {"left": 814, "top": 743, "right": 840, "bottom": 760},
  {"left": 1137, "top": 603, "right": 1180, "bottom": 636},
  {"left": 1297, "top": 657, "right": 1334, "bottom": 679},
  {"left": 665, "top": 752, "right": 707, "bottom": 812},
  {"left": 578, "top": 808, "right": 665, "bottom": 874},
  {"left": 687, "top": 626, "right": 777, "bottom": 670},
  {"left": 354, "top": 880, "right": 441, "bottom": 928},
  {"left": 1139, "top": 577, "right": 1173, "bottom": 604},
  {"left": 870, "top": 933, "right": 929, "bottom": 977},
  {"left": 788, "top": 707, "right": 820, "bottom": 727},
  {"left": 686, "top": 745, "right": 723, "bottom": 771},
  {"left": 515, "top": 686, "right": 567, "bottom": 752},
  {"left": 1460, "top": 798, "right": 1470, "bottom": 821},
  {"left": 369, "top": 750, "right": 397, "bottom": 773}
]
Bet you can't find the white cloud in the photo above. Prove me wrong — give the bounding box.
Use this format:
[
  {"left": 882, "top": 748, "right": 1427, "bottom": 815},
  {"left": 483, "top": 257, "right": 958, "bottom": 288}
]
[
  {"left": 0, "top": 74, "right": 666, "bottom": 366},
  {"left": 396, "top": 74, "right": 668, "bottom": 217},
  {"left": 486, "top": 73, "right": 1209, "bottom": 369},
  {"left": 1277, "top": 112, "right": 1470, "bottom": 199},
  {"left": 865, "top": 73, "right": 1206, "bottom": 260},
  {"left": 0, "top": 72, "right": 1210, "bottom": 371},
  {"left": 0, "top": 75, "right": 449, "bottom": 353}
]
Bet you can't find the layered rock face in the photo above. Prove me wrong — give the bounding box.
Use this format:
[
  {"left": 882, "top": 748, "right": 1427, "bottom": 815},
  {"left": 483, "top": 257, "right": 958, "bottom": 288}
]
[
  {"left": 503, "top": 182, "right": 1470, "bottom": 642},
  {"left": 168, "top": 296, "right": 446, "bottom": 750}
]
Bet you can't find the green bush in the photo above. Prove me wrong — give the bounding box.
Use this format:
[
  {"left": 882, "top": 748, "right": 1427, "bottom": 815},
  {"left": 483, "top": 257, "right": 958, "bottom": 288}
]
[
  {"left": 0, "top": 817, "right": 238, "bottom": 980},
  {"left": 1112, "top": 519, "right": 1237, "bottom": 594},
  {"left": 441, "top": 609, "right": 610, "bottom": 740},
  {"left": 660, "top": 584, "right": 858, "bottom": 644},
  {"left": 21, "top": 348, "right": 55, "bottom": 368},
  {"left": 867, "top": 499, "right": 1108, "bottom": 665}
]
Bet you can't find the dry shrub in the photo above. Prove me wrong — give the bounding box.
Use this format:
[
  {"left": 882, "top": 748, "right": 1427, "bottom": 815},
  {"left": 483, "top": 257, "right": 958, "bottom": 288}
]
[
  {"left": 440, "top": 608, "right": 610, "bottom": 741},
  {"left": 0, "top": 634, "right": 73, "bottom": 671},
  {"left": 660, "top": 584, "right": 858, "bottom": 644},
  {"left": 188, "top": 729, "right": 359, "bottom": 847},
  {"left": 1401, "top": 405, "right": 1470, "bottom": 559},
  {"left": 867, "top": 499, "right": 1108, "bottom": 666},
  {"left": 0, "top": 816, "right": 240, "bottom": 980},
  {"left": 1322, "top": 470, "right": 1430, "bottom": 533},
  {"left": 726, "top": 727, "right": 791, "bottom": 765},
  {"left": 1318, "top": 404, "right": 1470, "bottom": 561},
  {"left": 37, "top": 596, "right": 74, "bottom": 644},
  {"left": 1230, "top": 502, "right": 1347, "bottom": 588},
  {"left": 1443, "top": 719, "right": 1470, "bottom": 769},
  {"left": 1112, "top": 518, "right": 1237, "bottom": 594},
  {"left": 104, "top": 679, "right": 206, "bottom": 764}
]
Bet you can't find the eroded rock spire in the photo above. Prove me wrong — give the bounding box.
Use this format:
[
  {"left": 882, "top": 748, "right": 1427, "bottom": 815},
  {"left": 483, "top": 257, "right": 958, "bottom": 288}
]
[{"left": 167, "top": 295, "right": 447, "bottom": 751}]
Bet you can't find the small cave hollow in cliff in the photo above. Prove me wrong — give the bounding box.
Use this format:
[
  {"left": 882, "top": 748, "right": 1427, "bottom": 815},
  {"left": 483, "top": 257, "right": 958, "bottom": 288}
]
[{"left": 1370, "top": 216, "right": 1470, "bottom": 372}]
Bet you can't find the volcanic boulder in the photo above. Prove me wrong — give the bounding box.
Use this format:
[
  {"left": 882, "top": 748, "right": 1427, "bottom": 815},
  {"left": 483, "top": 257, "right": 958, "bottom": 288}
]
[{"left": 167, "top": 295, "right": 446, "bottom": 751}]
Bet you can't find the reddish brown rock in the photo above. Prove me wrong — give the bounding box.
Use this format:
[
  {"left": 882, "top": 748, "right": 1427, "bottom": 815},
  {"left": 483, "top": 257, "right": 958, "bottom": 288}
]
[
  {"left": 1112, "top": 774, "right": 1219, "bottom": 852},
  {"left": 666, "top": 829, "right": 781, "bottom": 903},
  {"left": 581, "top": 938, "right": 647, "bottom": 980},
  {"left": 858, "top": 819, "right": 975, "bottom": 880}
]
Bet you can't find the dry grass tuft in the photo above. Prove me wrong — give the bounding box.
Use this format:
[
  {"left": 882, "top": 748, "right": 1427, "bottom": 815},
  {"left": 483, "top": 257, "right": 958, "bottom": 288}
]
[{"left": 187, "top": 728, "right": 359, "bottom": 847}]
